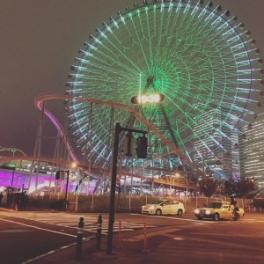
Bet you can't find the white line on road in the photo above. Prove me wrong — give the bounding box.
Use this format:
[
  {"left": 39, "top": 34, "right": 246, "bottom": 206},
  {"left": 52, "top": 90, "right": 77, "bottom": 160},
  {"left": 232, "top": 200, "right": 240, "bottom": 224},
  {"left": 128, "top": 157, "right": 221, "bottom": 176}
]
[
  {"left": 0, "top": 218, "right": 76, "bottom": 238},
  {"left": 21, "top": 242, "right": 76, "bottom": 264},
  {"left": 21, "top": 235, "right": 94, "bottom": 264},
  {"left": 130, "top": 214, "right": 214, "bottom": 224},
  {"left": 16, "top": 215, "right": 155, "bottom": 234}
]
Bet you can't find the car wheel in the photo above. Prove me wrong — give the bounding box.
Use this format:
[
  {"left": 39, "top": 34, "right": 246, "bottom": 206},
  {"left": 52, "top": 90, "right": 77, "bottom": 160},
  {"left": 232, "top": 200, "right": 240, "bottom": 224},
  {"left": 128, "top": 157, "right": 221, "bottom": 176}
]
[
  {"left": 177, "top": 209, "right": 183, "bottom": 217},
  {"left": 156, "top": 209, "right": 162, "bottom": 216},
  {"left": 213, "top": 213, "right": 220, "bottom": 221}
]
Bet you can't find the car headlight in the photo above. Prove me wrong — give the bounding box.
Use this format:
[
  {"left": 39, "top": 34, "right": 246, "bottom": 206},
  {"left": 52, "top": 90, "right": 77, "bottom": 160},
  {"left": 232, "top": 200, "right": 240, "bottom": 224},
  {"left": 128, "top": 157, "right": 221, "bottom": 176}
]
[
  {"left": 205, "top": 210, "right": 211, "bottom": 215},
  {"left": 194, "top": 209, "right": 200, "bottom": 214}
]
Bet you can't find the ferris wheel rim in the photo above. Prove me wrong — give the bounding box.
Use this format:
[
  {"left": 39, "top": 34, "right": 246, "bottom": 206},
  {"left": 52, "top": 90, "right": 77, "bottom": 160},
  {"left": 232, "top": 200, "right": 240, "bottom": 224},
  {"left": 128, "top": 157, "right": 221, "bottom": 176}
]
[{"left": 67, "top": 0, "right": 262, "bottom": 169}]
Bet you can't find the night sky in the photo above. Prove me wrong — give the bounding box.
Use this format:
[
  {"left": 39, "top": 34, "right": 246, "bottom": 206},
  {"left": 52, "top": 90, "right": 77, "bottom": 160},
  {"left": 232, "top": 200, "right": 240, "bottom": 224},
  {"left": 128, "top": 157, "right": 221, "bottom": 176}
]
[{"left": 0, "top": 0, "right": 263, "bottom": 157}]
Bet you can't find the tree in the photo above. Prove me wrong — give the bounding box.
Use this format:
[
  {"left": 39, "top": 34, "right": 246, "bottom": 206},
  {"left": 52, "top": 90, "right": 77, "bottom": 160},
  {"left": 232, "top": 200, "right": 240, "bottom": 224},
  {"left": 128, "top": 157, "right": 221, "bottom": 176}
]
[
  {"left": 223, "top": 178, "right": 258, "bottom": 198},
  {"left": 224, "top": 180, "right": 235, "bottom": 196},
  {"left": 198, "top": 177, "right": 218, "bottom": 197},
  {"left": 236, "top": 178, "right": 258, "bottom": 198}
]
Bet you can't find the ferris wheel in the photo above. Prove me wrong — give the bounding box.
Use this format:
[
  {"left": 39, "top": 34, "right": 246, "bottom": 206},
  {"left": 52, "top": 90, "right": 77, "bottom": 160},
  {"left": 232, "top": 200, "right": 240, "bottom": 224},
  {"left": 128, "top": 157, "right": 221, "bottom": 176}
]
[{"left": 66, "top": 0, "right": 262, "bottom": 173}]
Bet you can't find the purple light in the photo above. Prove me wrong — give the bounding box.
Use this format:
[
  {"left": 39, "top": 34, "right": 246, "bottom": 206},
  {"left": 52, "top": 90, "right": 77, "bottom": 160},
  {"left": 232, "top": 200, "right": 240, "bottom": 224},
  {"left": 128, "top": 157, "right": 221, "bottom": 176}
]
[
  {"left": 0, "top": 170, "right": 28, "bottom": 189},
  {"left": 0, "top": 169, "right": 96, "bottom": 194}
]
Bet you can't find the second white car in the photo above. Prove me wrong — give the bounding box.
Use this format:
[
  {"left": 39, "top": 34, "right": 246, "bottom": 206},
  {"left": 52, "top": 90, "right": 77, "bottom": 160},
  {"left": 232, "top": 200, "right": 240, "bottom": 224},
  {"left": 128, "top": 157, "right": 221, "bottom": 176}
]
[{"left": 141, "top": 200, "right": 185, "bottom": 216}]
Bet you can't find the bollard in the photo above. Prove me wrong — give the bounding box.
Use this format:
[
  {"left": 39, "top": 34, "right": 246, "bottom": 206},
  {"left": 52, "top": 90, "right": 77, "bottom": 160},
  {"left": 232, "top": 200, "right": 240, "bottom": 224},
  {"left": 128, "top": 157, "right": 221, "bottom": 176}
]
[
  {"left": 96, "top": 214, "right": 103, "bottom": 250},
  {"left": 75, "top": 217, "right": 84, "bottom": 260},
  {"left": 118, "top": 220, "right": 122, "bottom": 249},
  {"left": 143, "top": 223, "right": 148, "bottom": 254},
  {"left": 128, "top": 193, "right": 131, "bottom": 212}
]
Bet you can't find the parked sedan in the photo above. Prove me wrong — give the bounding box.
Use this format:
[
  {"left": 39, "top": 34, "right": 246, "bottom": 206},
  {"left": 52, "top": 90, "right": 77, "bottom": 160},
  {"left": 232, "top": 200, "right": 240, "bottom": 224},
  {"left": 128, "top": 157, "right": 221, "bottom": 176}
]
[{"left": 141, "top": 200, "right": 185, "bottom": 216}]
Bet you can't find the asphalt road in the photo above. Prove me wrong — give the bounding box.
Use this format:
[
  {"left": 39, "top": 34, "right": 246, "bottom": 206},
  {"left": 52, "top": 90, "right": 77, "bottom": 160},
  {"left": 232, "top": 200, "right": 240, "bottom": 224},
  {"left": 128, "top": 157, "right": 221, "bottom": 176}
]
[{"left": 1, "top": 209, "right": 264, "bottom": 264}]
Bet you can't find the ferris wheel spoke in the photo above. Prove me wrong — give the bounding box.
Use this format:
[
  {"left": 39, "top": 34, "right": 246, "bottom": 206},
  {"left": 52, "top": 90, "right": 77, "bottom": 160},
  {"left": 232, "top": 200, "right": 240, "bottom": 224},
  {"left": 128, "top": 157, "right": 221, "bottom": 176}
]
[
  {"left": 154, "top": 4, "right": 166, "bottom": 66},
  {"left": 79, "top": 48, "right": 138, "bottom": 79},
  {"left": 81, "top": 44, "right": 139, "bottom": 80},
  {"left": 164, "top": 91, "right": 231, "bottom": 147},
  {"left": 102, "top": 32, "right": 144, "bottom": 74},
  {"left": 134, "top": 9, "right": 152, "bottom": 72},
  {"left": 75, "top": 56, "right": 137, "bottom": 81}
]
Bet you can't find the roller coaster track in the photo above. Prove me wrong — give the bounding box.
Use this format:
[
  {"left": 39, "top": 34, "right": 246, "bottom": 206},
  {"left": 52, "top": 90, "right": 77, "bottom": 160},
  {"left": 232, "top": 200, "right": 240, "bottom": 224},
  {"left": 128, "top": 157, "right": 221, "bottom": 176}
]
[
  {"left": 0, "top": 147, "right": 27, "bottom": 157},
  {"left": 34, "top": 94, "right": 204, "bottom": 177}
]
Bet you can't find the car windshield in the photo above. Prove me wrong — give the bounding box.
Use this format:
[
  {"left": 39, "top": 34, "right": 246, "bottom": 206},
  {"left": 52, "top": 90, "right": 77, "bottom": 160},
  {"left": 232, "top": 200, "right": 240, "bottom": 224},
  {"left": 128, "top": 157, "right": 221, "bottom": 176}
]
[
  {"left": 208, "top": 202, "right": 222, "bottom": 208},
  {"left": 151, "top": 200, "right": 164, "bottom": 204}
]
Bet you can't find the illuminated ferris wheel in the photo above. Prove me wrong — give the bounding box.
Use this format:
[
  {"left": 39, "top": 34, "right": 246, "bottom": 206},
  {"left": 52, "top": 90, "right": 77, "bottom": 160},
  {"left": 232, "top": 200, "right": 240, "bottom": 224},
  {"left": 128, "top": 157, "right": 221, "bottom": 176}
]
[{"left": 66, "top": 0, "right": 262, "bottom": 172}]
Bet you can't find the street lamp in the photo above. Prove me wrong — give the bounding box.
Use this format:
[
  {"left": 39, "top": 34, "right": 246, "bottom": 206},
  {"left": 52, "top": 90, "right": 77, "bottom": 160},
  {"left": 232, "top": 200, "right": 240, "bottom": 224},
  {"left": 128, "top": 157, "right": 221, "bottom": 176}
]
[{"left": 70, "top": 162, "right": 78, "bottom": 169}]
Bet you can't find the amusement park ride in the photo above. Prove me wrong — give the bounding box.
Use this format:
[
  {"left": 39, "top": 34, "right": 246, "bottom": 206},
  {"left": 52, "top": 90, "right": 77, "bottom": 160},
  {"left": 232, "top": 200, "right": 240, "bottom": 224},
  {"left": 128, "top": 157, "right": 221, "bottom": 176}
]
[{"left": 0, "top": 0, "right": 263, "bottom": 195}]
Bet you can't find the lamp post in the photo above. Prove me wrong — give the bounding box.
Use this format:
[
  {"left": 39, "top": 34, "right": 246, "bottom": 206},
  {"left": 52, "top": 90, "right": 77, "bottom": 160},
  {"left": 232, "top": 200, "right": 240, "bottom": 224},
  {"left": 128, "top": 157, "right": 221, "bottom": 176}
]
[
  {"left": 61, "top": 162, "right": 78, "bottom": 210},
  {"left": 11, "top": 167, "right": 16, "bottom": 187}
]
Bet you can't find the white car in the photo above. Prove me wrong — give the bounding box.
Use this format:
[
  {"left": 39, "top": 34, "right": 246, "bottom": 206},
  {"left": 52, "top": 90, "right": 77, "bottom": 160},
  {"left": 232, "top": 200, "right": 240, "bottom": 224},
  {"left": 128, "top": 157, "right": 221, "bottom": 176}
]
[{"left": 141, "top": 200, "right": 185, "bottom": 216}]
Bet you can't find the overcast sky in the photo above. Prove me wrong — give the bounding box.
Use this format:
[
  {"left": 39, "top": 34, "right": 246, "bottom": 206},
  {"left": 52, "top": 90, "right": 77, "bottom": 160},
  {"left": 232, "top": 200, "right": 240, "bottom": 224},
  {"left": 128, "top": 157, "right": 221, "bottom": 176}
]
[{"left": 0, "top": 0, "right": 263, "bottom": 157}]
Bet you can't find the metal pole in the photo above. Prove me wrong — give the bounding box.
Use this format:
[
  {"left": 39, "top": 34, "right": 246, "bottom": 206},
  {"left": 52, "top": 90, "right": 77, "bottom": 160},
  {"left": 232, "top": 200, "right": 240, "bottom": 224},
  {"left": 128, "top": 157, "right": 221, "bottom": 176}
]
[
  {"left": 64, "top": 170, "right": 70, "bottom": 210},
  {"left": 107, "top": 123, "right": 121, "bottom": 255},
  {"left": 131, "top": 157, "right": 134, "bottom": 193},
  {"left": 35, "top": 102, "right": 45, "bottom": 191},
  {"left": 10, "top": 168, "right": 15, "bottom": 187}
]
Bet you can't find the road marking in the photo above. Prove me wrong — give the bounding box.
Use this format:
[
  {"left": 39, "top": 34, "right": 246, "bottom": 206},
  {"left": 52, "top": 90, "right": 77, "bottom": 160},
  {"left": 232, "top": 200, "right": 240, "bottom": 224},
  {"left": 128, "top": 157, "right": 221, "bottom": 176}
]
[
  {"left": 16, "top": 215, "right": 155, "bottom": 234},
  {"left": 124, "top": 228, "right": 181, "bottom": 242},
  {"left": 0, "top": 218, "right": 76, "bottom": 238},
  {"left": 21, "top": 235, "right": 94, "bottom": 264},
  {"left": 0, "top": 229, "right": 30, "bottom": 233},
  {"left": 21, "top": 242, "right": 76, "bottom": 264},
  {"left": 173, "top": 236, "right": 185, "bottom": 241},
  {"left": 131, "top": 214, "right": 214, "bottom": 224}
]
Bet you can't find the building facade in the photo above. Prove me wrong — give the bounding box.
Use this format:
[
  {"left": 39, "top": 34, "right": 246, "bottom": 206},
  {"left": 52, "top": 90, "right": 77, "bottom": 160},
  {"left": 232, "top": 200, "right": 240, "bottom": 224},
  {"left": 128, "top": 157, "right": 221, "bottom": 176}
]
[
  {"left": 240, "top": 113, "right": 264, "bottom": 189},
  {"left": 192, "top": 108, "right": 234, "bottom": 180}
]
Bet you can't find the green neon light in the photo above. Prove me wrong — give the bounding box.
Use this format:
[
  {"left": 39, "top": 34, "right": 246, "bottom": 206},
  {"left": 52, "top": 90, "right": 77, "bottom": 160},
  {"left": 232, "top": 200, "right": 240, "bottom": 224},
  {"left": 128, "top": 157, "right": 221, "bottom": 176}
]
[{"left": 68, "top": 2, "right": 259, "bottom": 167}]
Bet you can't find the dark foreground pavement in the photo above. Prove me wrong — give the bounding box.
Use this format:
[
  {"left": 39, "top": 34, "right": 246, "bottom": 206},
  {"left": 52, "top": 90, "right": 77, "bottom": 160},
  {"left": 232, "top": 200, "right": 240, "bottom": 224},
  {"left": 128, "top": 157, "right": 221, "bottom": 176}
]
[
  {"left": 1, "top": 209, "right": 264, "bottom": 264},
  {"left": 38, "top": 219, "right": 264, "bottom": 264}
]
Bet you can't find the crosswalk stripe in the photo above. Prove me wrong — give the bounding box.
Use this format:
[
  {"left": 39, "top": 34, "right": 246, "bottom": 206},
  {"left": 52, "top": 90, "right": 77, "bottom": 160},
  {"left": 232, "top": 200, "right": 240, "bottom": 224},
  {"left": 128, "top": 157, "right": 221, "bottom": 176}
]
[{"left": 25, "top": 216, "right": 155, "bottom": 234}]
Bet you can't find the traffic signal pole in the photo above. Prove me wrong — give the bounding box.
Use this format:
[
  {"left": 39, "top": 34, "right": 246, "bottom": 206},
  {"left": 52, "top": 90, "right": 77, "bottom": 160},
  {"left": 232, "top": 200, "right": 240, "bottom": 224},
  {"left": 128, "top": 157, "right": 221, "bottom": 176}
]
[
  {"left": 107, "top": 123, "right": 147, "bottom": 255},
  {"left": 107, "top": 123, "right": 121, "bottom": 255}
]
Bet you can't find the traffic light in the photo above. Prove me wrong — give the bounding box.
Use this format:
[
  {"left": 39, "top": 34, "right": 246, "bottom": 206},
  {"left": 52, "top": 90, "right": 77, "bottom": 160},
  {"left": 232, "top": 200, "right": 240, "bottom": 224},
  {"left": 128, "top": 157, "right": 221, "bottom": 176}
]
[
  {"left": 136, "top": 135, "right": 148, "bottom": 159},
  {"left": 124, "top": 132, "right": 133, "bottom": 157}
]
